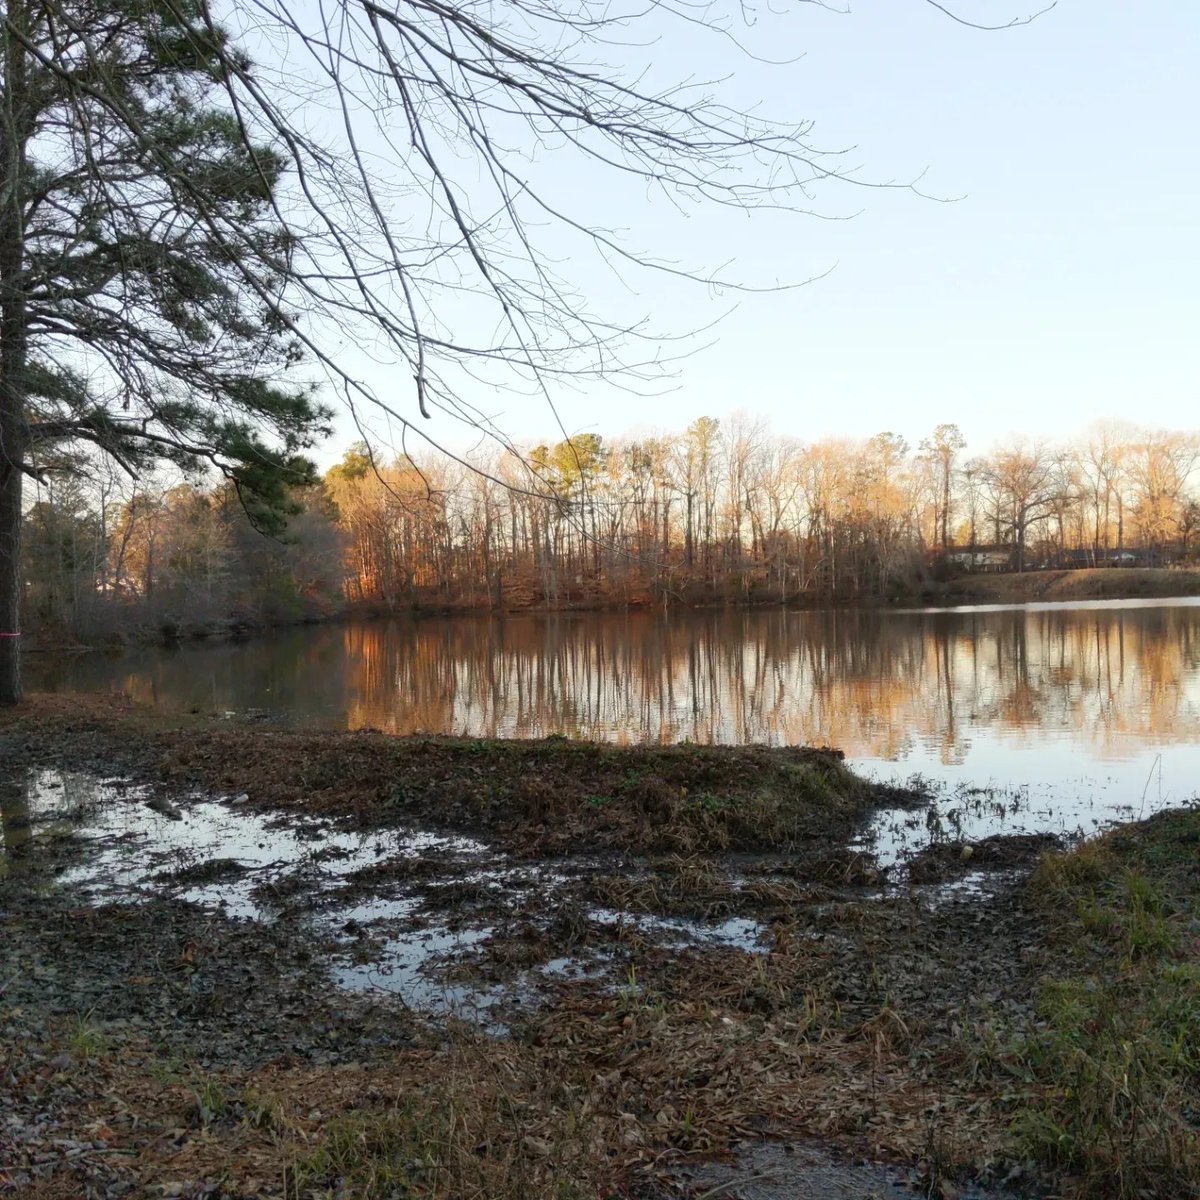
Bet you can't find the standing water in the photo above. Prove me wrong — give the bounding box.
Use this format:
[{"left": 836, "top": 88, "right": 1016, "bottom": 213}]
[{"left": 28, "top": 598, "right": 1200, "bottom": 843}]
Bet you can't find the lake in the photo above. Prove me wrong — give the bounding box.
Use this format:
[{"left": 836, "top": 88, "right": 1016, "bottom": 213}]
[{"left": 28, "top": 598, "right": 1200, "bottom": 843}]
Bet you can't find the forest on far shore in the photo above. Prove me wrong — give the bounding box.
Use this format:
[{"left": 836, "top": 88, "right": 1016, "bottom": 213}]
[{"left": 21, "top": 418, "right": 1200, "bottom": 643}]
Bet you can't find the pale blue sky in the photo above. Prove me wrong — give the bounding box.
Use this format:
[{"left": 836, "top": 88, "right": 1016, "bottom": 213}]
[{"left": 314, "top": 0, "right": 1199, "bottom": 464}]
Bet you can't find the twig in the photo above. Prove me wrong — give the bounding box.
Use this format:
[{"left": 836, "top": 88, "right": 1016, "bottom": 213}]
[
  {"left": 1138, "top": 753, "right": 1162, "bottom": 821},
  {"left": 690, "top": 1166, "right": 798, "bottom": 1199}
]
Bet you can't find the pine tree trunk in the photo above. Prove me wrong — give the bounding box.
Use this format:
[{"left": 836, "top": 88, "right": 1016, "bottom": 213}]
[
  {"left": 0, "top": 404, "right": 22, "bottom": 705},
  {"left": 0, "top": 8, "right": 29, "bottom": 705}
]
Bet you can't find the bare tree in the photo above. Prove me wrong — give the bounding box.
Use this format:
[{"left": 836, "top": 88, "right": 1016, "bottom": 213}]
[
  {"left": 921, "top": 423, "right": 966, "bottom": 549},
  {"left": 1081, "top": 422, "right": 1133, "bottom": 557},
  {"left": 983, "top": 440, "right": 1063, "bottom": 572},
  {"left": 2, "top": 0, "right": 1051, "bottom": 699},
  {"left": 1127, "top": 431, "right": 1200, "bottom": 562}
]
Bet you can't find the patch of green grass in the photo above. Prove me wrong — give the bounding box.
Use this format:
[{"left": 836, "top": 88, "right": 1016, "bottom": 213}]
[
  {"left": 1003, "top": 807, "right": 1200, "bottom": 1198},
  {"left": 66, "top": 1012, "right": 108, "bottom": 1061},
  {"left": 1027, "top": 837, "right": 1114, "bottom": 894},
  {"left": 192, "top": 1075, "right": 227, "bottom": 1127},
  {"left": 237, "top": 1088, "right": 285, "bottom": 1130},
  {"left": 146, "top": 1054, "right": 188, "bottom": 1083},
  {"left": 379, "top": 737, "right": 890, "bottom": 853}
]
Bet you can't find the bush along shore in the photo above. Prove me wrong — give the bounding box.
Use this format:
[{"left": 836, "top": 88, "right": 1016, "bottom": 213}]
[{"left": 2, "top": 696, "right": 1198, "bottom": 1199}]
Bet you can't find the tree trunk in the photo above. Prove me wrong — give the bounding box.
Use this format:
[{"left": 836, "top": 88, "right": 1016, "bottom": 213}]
[
  {"left": 941, "top": 461, "right": 951, "bottom": 549},
  {"left": 0, "top": 407, "right": 22, "bottom": 705},
  {"left": 0, "top": 12, "right": 29, "bottom": 705}
]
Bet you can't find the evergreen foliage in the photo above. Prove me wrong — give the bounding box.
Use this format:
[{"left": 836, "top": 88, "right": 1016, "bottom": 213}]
[{"left": 1, "top": 0, "right": 329, "bottom": 699}]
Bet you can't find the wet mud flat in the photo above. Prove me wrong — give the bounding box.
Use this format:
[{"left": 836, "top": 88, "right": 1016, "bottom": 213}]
[{"left": 2, "top": 697, "right": 1193, "bottom": 1200}]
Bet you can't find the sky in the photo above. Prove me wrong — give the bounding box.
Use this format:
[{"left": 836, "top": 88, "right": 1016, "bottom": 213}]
[{"left": 286, "top": 0, "right": 1200, "bottom": 467}]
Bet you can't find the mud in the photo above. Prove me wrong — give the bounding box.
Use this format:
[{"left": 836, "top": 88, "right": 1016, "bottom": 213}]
[
  {"left": 0, "top": 701, "right": 1069, "bottom": 1198},
  {"left": 677, "top": 1140, "right": 1029, "bottom": 1200}
]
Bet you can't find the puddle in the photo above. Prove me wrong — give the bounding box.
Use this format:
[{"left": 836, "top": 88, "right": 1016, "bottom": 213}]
[
  {"left": 0, "top": 767, "right": 487, "bottom": 919},
  {"left": 589, "top": 906, "right": 766, "bottom": 950},
  {"left": 0, "top": 767, "right": 520, "bottom": 1021},
  {"left": 677, "top": 1140, "right": 1016, "bottom": 1200},
  {"left": 915, "top": 868, "right": 1028, "bottom": 908},
  {"left": 331, "top": 922, "right": 505, "bottom": 1011},
  {"left": 0, "top": 760, "right": 1104, "bottom": 1032},
  {"left": 1, "top": 766, "right": 653, "bottom": 1027},
  {"left": 328, "top": 895, "right": 424, "bottom": 926},
  {"left": 539, "top": 954, "right": 605, "bottom": 979},
  {"left": 861, "top": 760, "right": 1190, "bottom": 875},
  {"left": 855, "top": 772, "right": 1160, "bottom": 887}
]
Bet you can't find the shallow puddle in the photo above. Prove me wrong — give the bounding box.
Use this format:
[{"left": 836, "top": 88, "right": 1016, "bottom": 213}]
[
  {"left": 677, "top": 1139, "right": 1018, "bottom": 1200},
  {"left": 2, "top": 767, "right": 487, "bottom": 917},
  {"left": 331, "top": 923, "right": 505, "bottom": 1011},
  {"left": 0, "top": 766, "right": 524, "bottom": 1021},
  {"left": 589, "top": 906, "right": 766, "bottom": 950},
  {"left": 916, "top": 868, "right": 1028, "bottom": 908},
  {"left": 3, "top": 765, "right": 778, "bottom": 1025},
  {"left": 864, "top": 768, "right": 1178, "bottom": 873},
  {"left": 0, "top": 760, "right": 1061, "bottom": 1034}
]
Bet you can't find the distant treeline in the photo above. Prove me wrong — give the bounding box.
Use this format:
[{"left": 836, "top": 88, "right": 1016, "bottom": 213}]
[{"left": 21, "top": 418, "right": 1200, "bottom": 641}]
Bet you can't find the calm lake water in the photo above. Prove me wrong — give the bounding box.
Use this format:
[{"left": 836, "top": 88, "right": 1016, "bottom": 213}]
[{"left": 28, "top": 598, "right": 1200, "bottom": 841}]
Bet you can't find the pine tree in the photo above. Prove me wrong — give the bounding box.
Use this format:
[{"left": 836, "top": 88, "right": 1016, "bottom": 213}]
[{"left": 0, "top": 0, "right": 329, "bottom": 701}]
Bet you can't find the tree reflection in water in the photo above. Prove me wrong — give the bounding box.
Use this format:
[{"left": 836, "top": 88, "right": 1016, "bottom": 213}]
[
  {"left": 0, "top": 776, "right": 31, "bottom": 873},
  {"left": 26, "top": 603, "right": 1200, "bottom": 771}
]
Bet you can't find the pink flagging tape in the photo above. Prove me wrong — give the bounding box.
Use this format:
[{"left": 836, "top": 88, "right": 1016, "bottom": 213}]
[{"left": 0, "top": 632, "right": 20, "bottom": 638}]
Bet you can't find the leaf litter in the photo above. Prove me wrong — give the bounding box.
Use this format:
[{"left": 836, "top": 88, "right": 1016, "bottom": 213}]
[{"left": 0, "top": 696, "right": 1139, "bottom": 1198}]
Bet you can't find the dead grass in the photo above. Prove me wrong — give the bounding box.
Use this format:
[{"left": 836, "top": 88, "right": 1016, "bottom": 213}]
[
  {"left": 20, "top": 697, "right": 1200, "bottom": 1197},
  {"left": 221, "top": 995, "right": 998, "bottom": 1199},
  {"left": 3, "top": 919, "right": 1013, "bottom": 1199}
]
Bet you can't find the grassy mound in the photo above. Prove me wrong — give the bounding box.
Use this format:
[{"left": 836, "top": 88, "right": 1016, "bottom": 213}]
[
  {"left": 2, "top": 694, "right": 914, "bottom": 855},
  {"left": 162, "top": 732, "right": 891, "bottom": 853}
]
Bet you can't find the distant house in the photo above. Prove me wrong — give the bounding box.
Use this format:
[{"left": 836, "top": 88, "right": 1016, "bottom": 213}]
[
  {"left": 936, "top": 544, "right": 1149, "bottom": 575},
  {"left": 1037, "top": 548, "right": 1143, "bottom": 570},
  {"left": 943, "top": 545, "right": 1013, "bottom": 573}
]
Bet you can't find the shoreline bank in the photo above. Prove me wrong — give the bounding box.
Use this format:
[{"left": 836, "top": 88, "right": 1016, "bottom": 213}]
[{"left": 19, "top": 564, "right": 1200, "bottom": 658}]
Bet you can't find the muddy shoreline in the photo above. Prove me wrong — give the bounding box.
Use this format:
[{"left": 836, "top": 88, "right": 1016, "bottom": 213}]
[{"left": 3, "top": 697, "right": 1195, "bottom": 1199}]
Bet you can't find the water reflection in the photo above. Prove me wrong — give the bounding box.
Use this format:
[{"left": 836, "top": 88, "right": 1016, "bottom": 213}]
[
  {"left": 0, "top": 768, "right": 111, "bottom": 878},
  {"left": 0, "top": 779, "right": 32, "bottom": 874},
  {"left": 27, "top": 601, "right": 1200, "bottom": 782}
]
